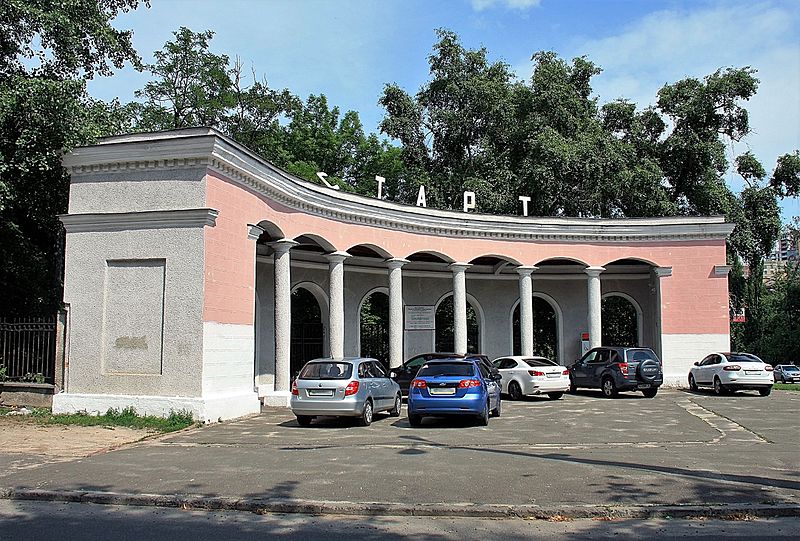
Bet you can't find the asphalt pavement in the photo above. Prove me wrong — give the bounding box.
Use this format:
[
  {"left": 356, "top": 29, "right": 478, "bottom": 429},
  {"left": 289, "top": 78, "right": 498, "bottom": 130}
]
[{"left": 2, "top": 388, "right": 799, "bottom": 516}]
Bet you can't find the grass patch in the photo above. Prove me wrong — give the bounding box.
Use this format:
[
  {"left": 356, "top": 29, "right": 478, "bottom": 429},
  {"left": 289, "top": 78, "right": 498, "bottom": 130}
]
[
  {"left": 29, "top": 407, "right": 196, "bottom": 433},
  {"left": 774, "top": 383, "right": 800, "bottom": 392}
]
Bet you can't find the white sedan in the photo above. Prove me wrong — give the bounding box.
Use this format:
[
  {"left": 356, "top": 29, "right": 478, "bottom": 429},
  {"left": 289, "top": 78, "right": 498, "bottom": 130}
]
[
  {"left": 492, "top": 356, "right": 570, "bottom": 400},
  {"left": 688, "top": 352, "right": 774, "bottom": 396}
]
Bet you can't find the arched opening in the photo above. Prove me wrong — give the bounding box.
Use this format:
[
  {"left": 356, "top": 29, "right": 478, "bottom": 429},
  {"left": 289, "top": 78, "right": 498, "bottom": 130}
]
[
  {"left": 602, "top": 294, "right": 640, "bottom": 347},
  {"left": 512, "top": 297, "right": 559, "bottom": 360},
  {"left": 359, "top": 289, "right": 390, "bottom": 364},
  {"left": 290, "top": 287, "right": 325, "bottom": 376},
  {"left": 435, "top": 295, "right": 480, "bottom": 353}
]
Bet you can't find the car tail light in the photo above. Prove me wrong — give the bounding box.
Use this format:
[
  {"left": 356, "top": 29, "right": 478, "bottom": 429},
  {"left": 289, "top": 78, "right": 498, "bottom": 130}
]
[
  {"left": 562, "top": 369, "right": 569, "bottom": 375},
  {"left": 411, "top": 379, "right": 427, "bottom": 389},
  {"left": 458, "top": 379, "right": 481, "bottom": 388},
  {"left": 344, "top": 380, "right": 360, "bottom": 396},
  {"left": 617, "top": 362, "right": 629, "bottom": 376},
  {"left": 723, "top": 365, "right": 741, "bottom": 371},
  {"left": 291, "top": 381, "right": 298, "bottom": 396},
  {"left": 765, "top": 365, "right": 774, "bottom": 371},
  {"left": 528, "top": 370, "right": 545, "bottom": 377}
]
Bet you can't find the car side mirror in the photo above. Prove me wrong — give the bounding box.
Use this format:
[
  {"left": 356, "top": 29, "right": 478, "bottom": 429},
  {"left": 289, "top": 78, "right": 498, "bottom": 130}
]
[
  {"left": 389, "top": 371, "right": 397, "bottom": 378},
  {"left": 493, "top": 374, "right": 502, "bottom": 382},
  {"left": 693, "top": 362, "right": 699, "bottom": 366}
]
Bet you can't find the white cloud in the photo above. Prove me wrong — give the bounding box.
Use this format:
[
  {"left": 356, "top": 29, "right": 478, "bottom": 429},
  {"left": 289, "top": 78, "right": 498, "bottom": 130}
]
[{"left": 471, "top": 0, "right": 541, "bottom": 11}]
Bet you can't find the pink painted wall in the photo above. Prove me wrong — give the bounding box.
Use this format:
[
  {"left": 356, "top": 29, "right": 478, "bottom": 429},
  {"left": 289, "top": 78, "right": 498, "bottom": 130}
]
[{"left": 203, "top": 172, "right": 729, "bottom": 336}]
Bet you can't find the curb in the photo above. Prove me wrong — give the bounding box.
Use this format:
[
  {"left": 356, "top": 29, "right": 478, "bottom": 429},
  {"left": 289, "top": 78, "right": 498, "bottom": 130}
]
[{"left": 3, "top": 488, "right": 800, "bottom": 519}]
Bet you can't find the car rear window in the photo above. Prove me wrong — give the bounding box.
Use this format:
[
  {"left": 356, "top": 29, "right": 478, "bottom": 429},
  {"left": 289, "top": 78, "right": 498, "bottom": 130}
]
[
  {"left": 625, "top": 349, "right": 659, "bottom": 362},
  {"left": 299, "top": 362, "right": 353, "bottom": 380},
  {"left": 728, "top": 354, "right": 762, "bottom": 363},
  {"left": 417, "top": 363, "right": 474, "bottom": 377},
  {"left": 782, "top": 366, "right": 798, "bottom": 372},
  {"left": 524, "top": 358, "right": 557, "bottom": 367}
]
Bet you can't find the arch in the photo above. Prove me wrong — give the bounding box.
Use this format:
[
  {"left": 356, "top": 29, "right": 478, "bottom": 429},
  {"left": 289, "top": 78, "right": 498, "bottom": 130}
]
[
  {"left": 509, "top": 292, "right": 565, "bottom": 364},
  {"left": 292, "top": 233, "right": 336, "bottom": 253},
  {"left": 358, "top": 287, "right": 390, "bottom": 364},
  {"left": 468, "top": 254, "right": 523, "bottom": 267},
  {"left": 403, "top": 250, "right": 456, "bottom": 264},
  {"left": 255, "top": 220, "right": 284, "bottom": 242},
  {"left": 601, "top": 291, "right": 643, "bottom": 347},
  {"left": 290, "top": 284, "right": 329, "bottom": 376},
  {"left": 346, "top": 243, "right": 393, "bottom": 260},
  {"left": 433, "top": 291, "right": 485, "bottom": 353},
  {"left": 602, "top": 257, "right": 660, "bottom": 268},
  {"left": 533, "top": 256, "right": 590, "bottom": 267}
]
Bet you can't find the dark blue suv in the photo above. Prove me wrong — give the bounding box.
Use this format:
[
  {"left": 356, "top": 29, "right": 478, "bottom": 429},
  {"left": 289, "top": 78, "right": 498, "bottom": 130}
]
[{"left": 569, "top": 347, "right": 663, "bottom": 398}]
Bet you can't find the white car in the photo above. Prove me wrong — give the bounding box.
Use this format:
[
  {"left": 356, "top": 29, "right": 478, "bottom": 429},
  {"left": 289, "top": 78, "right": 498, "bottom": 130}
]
[
  {"left": 492, "top": 356, "right": 570, "bottom": 400},
  {"left": 688, "top": 352, "right": 774, "bottom": 396}
]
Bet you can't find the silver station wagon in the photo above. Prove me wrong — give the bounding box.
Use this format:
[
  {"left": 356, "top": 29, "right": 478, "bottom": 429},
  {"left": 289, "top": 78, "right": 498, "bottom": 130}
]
[{"left": 290, "top": 357, "right": 402, "bottom": 427}]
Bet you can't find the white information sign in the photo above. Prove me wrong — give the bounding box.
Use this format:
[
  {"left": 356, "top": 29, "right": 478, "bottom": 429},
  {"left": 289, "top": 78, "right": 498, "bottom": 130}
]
[{"left": 405, "top": 305, "right": 435, "bottom": 330}]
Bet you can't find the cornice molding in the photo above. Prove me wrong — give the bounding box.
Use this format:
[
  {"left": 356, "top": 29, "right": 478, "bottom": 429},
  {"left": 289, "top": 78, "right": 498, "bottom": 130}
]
[
  {"left": 60, "top": 208, "right": 219, "bottom": 233},
  {"left": 63, "top": 128, "right": 737, "bottom": 243}
]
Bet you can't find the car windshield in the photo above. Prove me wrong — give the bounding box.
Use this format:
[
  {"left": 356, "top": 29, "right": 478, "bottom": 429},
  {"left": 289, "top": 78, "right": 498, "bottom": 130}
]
[
  {"left": 524, "top": 358, "right": 557, "bottom": 367},
  {"left": 417, "top": 362, "right": 474, "bottom": 377},
  {"left": 783, "top": 366, "right": 799, "bottom": 372},
  {"left": 299, "top": 362, "right": 353, "bottom": 380},
  {"left": 728, "top": 354, "right": 762, "bottom": 363},
  {"left": 626, "top": 349, "right": 658, "bottom": 362}
]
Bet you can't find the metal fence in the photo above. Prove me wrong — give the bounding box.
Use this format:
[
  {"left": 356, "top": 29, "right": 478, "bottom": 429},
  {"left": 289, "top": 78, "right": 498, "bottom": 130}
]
[
  {"left": 360, "top": 323, "right": 389, "bottom": 367},
  {"left": 0, "top": 315, "right": 57, "bottom": 384}
]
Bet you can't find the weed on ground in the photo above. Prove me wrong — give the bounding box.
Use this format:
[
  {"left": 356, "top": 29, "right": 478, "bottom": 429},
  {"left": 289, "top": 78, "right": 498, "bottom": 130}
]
[{"left": 4, "top": 407, "right": 197, "bottom": 433}]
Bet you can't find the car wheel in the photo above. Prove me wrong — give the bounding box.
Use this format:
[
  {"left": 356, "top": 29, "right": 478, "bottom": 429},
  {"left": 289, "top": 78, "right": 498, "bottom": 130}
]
[
  {"left": 296, "top": 415, "right": 313, "bottom": 427},
  {"left": 359, "top": 400, "right": 373, "bottom": 426},
  {"left": 713, "top": 376, "right": 725, "bottom": 396},
  {"left": 601, "top": 377, "right": 617, "bottom": 398},
  {"left": 688, "top": 374, "right": 698, "bottom": 391},
  {"left": 408, "top": 413, "right": 421, "bottom": 427},
  {"left": 491, "top": 396, "right": 501, "bottom": 417},
  {"left": 547, "top": 392, "right": 564, "bottom": 400},
  {"left": 569, "top": 377, "right": 577, "bottom": 394},
  {"left": 759, "top": 387, "right": 772, "bottom": 397},
  {"left": 508, "top": 381, "right": 523, "bottom": 400},
  {"left": 477, "top": 401, "right": 489, "bottom": 426},
  {"left": 389, "top": 394, "right": 402, "bottom": 417},
  {"left": 642, "top": 388, "right": 658, "bottom": 398}
]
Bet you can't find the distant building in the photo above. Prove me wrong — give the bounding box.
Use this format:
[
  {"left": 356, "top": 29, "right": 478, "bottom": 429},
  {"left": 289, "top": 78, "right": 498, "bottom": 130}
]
[{"left": 768, "top": 229, "right": 798, "bottom": 262}]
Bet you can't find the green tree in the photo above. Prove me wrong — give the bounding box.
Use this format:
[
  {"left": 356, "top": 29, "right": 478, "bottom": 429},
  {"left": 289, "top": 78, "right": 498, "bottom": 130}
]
[{"left": 0, "top": 0, "right": 147, "bottom": 314}]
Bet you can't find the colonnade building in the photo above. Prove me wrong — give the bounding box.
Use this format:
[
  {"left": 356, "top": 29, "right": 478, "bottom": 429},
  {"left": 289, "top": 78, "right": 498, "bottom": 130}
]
[{"left": 54, "top": 128, "right": 734, "bottom": 421}]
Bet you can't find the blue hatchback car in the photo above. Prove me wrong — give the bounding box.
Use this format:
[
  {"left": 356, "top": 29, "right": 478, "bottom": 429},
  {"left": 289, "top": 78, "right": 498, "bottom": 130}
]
[{"left": 407, "top": 359, "right": 502, "bottom": 426}]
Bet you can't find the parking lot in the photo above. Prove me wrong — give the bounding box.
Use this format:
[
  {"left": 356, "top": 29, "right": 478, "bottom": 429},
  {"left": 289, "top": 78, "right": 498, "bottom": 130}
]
[{"left": 3, "top": 388, "right": 799, "bottom": 509}]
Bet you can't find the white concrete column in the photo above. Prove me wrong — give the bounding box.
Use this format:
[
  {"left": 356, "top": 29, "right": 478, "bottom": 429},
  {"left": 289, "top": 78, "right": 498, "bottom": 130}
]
[
  {"left": 449, "top": 262, "right": 472, "bottom": 354},
  {"left": 326, "top": 251, "right": 351, "bottom": 359},
  {"left": 516, "top": 266, "right": 539, "bottom": 356},
  {"left": 652, "top": 266, "right": 672, "bottom": 361},
  {"left": 584, "top": 266, "right": 605, "bottom": 349},
  {"left": 386, "top": 258, "right": 409, "bottom": 368},
  {"left": 270, "top": 239, "right": 297, "bottom": 398}
]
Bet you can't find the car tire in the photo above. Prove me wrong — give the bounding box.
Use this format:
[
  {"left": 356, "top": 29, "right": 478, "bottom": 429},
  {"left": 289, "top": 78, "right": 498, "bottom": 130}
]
[
  {"left": 759, "top": 387, "right": 772, "bottom": 397},
  {"left": 713, "top": 376, "right": 725, "bottom": 396},
  {"left": 688, "top": 374, "right": 698, "bottom": 391},
  {"left": 642, "top": 388, "right": 658, "bottom": 398},
  {"left": 491, "top": 396, "right": 502, "bottom": 417},
  {"left": 296, "top": 415, "right": 313, "bottom": 427},
  {"left": 569, "top": 377, "right": 577, "bottom": 394},
  {"left": 477, "top": 401, "right": 489, "bottom": 426},
  {"left": 508, "top": 381, "right": 523, "bottom": 400},
  {"left": 601, "top": 377, "right": 617, "bottom": 398},
  {"left": 408, "top": 413, "right": 421, "bottom": 427},
  {"left": 358, "top": 400, "right": 373, "bottom": 427},
  {"left": 390, "top": 394, "right": 402, "bottom": 417},
  {"left": 547, "top": 392, "right": 564, "bottom": 400}
]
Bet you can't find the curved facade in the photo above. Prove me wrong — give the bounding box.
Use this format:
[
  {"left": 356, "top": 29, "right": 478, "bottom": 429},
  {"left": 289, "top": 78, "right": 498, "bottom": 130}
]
[{"left": 55, "top": 128, "right": 734, "bottom": 420}]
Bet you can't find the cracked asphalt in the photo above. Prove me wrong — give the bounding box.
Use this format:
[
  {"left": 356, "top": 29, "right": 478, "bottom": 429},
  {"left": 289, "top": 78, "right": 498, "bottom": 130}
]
[{"left": 2, "top": 389, "right": 799, "bottom": 507}]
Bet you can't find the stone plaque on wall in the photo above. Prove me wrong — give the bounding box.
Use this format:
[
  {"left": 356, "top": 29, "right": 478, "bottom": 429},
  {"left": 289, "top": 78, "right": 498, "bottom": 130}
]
[
  {"left": 405, "top": 305, "right": 435, "bottom": 330},
  {"left": 103, "top": 259, "right": 166, "bottom": 375}
]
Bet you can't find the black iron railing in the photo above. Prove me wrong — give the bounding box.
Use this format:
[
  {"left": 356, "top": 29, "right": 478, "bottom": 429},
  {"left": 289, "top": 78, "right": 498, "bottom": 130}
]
[{"left": 0, "top": 316, "right": 57, "bottom": 384}]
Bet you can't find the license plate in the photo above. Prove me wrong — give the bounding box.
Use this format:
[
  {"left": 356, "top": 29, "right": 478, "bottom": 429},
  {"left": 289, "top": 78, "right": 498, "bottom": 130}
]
[
  {"left": 638, "top": 384, "right": 651, "bottom": 389},
  {"left": 745, "top": 370, "right": 760, "bottom": 375},
  {"left": 546, "top": 373, "right": 560, "bottom": 378},
  {"left": 307, "top": 389, "right": 333, "bottom": 397},
  {"left": 429, "top": 388, "right": 456, "bottom": 395}
]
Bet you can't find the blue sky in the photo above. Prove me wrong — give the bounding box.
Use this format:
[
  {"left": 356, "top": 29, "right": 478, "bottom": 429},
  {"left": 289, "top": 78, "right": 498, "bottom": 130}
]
[{"left": 88, "top": 0, "right": 800, "bottom": 219}]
